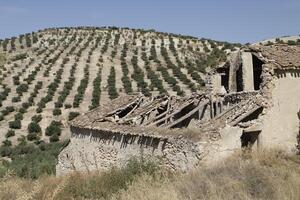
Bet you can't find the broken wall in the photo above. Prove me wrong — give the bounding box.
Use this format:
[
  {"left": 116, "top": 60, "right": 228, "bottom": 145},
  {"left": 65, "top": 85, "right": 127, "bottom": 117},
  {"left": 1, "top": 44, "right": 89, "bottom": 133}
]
[
  {"left": 202, "top": 126, "right": 243, "bottom": 164},
  {"left": 56, "top": 127, "right": 204, "bottom": 176},
  {"left": 261, "top": 69, "right": 300, "bottom": 152},
  {"left": 241, "top": 52, "right": 254, "bottom": 91}
]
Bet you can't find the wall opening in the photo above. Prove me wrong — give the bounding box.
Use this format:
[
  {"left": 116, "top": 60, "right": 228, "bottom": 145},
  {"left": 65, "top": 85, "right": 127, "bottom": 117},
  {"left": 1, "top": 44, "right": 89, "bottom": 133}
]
[
  {"left": 172, "top": 103, "right": 197, "bottom": 128},
  {"left": 252, "top": 55, "right": 263, "bottom": 91},
  {"left": 117, "top": 102, "right": 138, "bottom": 118},
  {"left": 217, "top": 67, "right": 229, "bottom": 92},
  {"left": 241, "top": 107, "right": 263, "bottom": 123},
  {"left": 213, "top": 102, "right": 217, "bottom": 117},
  {"left": 236, "top": 64, "right": 243, "bottom": 92},
  {"left": 241, "top": 131, "right": 260, "bottom": 148},
  {"left": 156, "top": 103, "right": 168, "bottom": 116}
]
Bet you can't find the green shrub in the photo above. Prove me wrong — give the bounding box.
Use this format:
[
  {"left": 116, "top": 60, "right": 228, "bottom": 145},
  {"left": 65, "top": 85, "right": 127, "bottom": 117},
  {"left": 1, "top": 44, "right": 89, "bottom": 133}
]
[
  {"left": 53, "top": 108, "right": 62, "bottom": 116},
  {"left": 9, "top": 120, "right": 21, "bottom": 129},
  {"left": 5, "top": 130, "right": 15, "bottom": 138},
  {"left": 14, "top": 112, "right": 23, "bottom": 120},
  {"left": 68, "top": 112, "right": 80, "bottom": 121},
  {"left": 4, "top": 141, "right": 68, "bottom": 179},
  {"left": 5, "top": 106, "right": 15, "bottom": 113},
  {"left": 16, "top": 84, "right": 28, "bottom": 95},
  {"left": 19, "top": 107, "right": 27, "bottom": 113},
  {"left": 45, "top": 121, "right": 62, "bottom": 136},
  {"left": 22, "top": 102, "right": 30, "bottom": 109},
  {"left": 64, "top": 104, "right": 72, "bottom": 109},
  {"left": 27, "top": 122, "right": 41, "bottom": 133},
  {"left": 31, "top": 115, "right": 42, "bottom": 123},
  {"left": 2, "top": 139, "right": 12, "bottom": 146},
  {"left": 27, "top": 132, "right": 40, "bottom": 141},
  {"left": 50, "top": 134, "right": 59, "bottom": 142},
  {"left": 107, "top": 66, "right": 119, "bottom": 99},
  {"left": 36, "top": 107, "right": 43, "bottom": 113},
  {"left": 0, "top": 146, "right": 12, "bottom": 157},
  {"left": 12, "top": 96, "right": 21, "bottom": 102}
]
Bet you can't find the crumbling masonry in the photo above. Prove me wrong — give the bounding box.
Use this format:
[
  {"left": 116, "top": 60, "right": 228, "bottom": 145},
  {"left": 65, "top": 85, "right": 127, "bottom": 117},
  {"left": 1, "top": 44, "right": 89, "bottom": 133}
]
[{"left": 57, "top": 44, "right": 300, "bottom": 175}]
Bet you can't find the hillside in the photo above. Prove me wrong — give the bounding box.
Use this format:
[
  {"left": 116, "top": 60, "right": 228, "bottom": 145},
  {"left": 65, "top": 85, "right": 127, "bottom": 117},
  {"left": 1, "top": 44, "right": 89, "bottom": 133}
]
[
  {"left": 0, "top": 27, "right": 240, "bottom": 148},
  {"left": 254, "top": 35, "right": 300, "bottom": 45},
  {"left": 0, "top": 27, "right": 299, "bottom": 200}
]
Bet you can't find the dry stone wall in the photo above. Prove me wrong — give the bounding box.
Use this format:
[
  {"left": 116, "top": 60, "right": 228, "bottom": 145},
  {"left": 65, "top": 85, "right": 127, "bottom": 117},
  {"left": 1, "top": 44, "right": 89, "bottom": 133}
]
[{"left": 56, "top": 127, "right": 204, "bottom": 176}]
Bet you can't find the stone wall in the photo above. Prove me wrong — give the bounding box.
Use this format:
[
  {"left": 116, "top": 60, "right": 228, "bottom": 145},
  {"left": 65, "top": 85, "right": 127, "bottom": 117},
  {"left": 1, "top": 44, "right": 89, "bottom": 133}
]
[
  {"left": 260, "top": 69, "right": 300, "bottom": 152},
  {"left": 56, "top": 127, "right": 204, "bottom": 176},
  {"left": 241, "top": 52, "right": 255, "bottom": 91}
]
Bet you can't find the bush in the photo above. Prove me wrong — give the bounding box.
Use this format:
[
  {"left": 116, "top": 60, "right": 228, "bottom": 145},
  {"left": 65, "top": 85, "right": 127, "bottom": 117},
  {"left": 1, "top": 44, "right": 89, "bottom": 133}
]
[
  {"left": 19, "top": 107, "right": 27, "bottom": 114},
  {"left": 2, "top": 139, "right": 12, "bottom": 146},
  {"left": 14, "top": 112, "right": 23, "bottom": 120},
  {"left": 16, "top": 84, "right": 28, "bottom": 95},
  {"left": 27, "top": 132, "right": 39, "bottom": 141},
  {"left": 68, "top": 112, "right": 80, "bottom": 121},
  {"left": 6, "top": 106, "right": 15, "bottom": 113},
  {"left": 53, "top": 108, "right": 62, "bottom": 116},
  {"left": 50, "top": 134, "right": 59, "bottom": 142},
  {"left": 0, "top": 146, "right": 12, "bottom": 157},
  {"left": 12, "top": 96, "right": 21, "bottom": 102},
  {"left": 32, "top": 115, "right": 42, "bottom": 123},
  {"left": 5, "top": 130, "right": 15, "bottom": 138},
  {"left": 36, "top": 107, "right": 43, "bottom": 113},
  {"left": 27, "top": 122, "right": 42, "bottom": 133},
  {"left": 3, "top": 141, "right": 68, "bottom": 178},
  {"left": 22, "top": 102, "right": 30, "bottom": 109},
  {"left": 45, "top": 121, "right": 62, "bottom": 136},
  {"left": 9, "top": 120, "right": 21, "bottom": 129},
  {"left": 64, "top": 104, "right": 72, "bottom": 109},
  {"left": 107, "top": 66, "right": 119, "bottom": 99}
]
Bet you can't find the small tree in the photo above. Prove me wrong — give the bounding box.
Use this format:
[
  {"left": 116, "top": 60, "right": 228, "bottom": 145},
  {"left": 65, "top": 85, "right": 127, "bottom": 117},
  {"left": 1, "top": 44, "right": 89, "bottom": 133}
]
[
  {"left": 2, "top": 139, "right": 12, "bottom": 146},
  {"left": 14, "top": 112, "right": 23, "bottom": 120},
  {"left": 68, "top": 112, "right": 80, "bottom": 121},
  {"left": 28, "top": 122, "right": 42, "bottom": 133},
  {"left": 5, "top": 130, "right": 15, "bottom": 138},
  {"left": 27, "top": 132, "right": 40, "bottom": 141},
  {"left": 36, "top": 107, "right": 43, "bottom": 113},
  {"left": 9, "top": 120, "right": 21, "bottom": 129},
  {"left": 32, "top": 115, "right": 42, "bottom": 123},
  {"left": 49, "top": 134, "right": 59, "bottom": 142},
  {"left": 53, "top": 108, "right": 62, "bottom": 116},
  {"left": 0, "top": 146, "right": 12, "bottom": 157},
  {"left": 45, "top": 121, "right": 62, "bottom": 136},
  {"left": 64, "top": 104, "right": 72, "bottom": 109}
]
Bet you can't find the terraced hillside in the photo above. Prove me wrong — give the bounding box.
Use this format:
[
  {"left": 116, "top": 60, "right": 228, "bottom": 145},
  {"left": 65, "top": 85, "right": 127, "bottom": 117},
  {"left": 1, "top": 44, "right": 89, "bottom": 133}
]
[{"left": 0, "top": 27, "right": 241, "bottom": 148}]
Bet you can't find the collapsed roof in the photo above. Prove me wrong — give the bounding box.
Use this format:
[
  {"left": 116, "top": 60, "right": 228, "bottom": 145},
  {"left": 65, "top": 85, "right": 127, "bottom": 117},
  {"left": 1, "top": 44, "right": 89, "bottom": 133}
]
[
  {"left": 71, "top": 44, "right": 298, "bottom": 139},
  {"left": 249, "top": 44, "right": 300, "bottom": 69},
  {"left": 71, "top": 93, "right": 209, "bottom": 138}
]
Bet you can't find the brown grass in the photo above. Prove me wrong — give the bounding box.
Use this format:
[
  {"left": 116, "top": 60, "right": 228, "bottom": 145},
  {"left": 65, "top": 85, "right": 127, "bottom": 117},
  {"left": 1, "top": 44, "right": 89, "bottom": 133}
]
[
  {"left": 112, "top": 149, "right": 300, "bottom": 200},
  {"left": 0, "top": 149, "right": 299, "bottom": 200},
  {"left": 0, "top": 53, "right": 6, "bottom": 66}
]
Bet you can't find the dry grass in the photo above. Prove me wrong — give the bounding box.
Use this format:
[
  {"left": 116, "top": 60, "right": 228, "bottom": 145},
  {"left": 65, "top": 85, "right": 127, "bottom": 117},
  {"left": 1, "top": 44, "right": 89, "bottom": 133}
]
[
  {"left": 113, "top": 149, "right": 300, "bottom": 200},
  {"left": 0, "top": 53, "right": 6, "bottom": 66},
  {"left": 0, "top": 149, "right": 299, "bottom": 200}
]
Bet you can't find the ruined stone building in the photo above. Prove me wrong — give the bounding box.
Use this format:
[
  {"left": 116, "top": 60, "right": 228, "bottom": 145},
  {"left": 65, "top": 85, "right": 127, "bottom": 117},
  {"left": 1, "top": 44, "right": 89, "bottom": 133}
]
[{"left": 57, "top": 44, "right": 300, "bottom": 175}]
